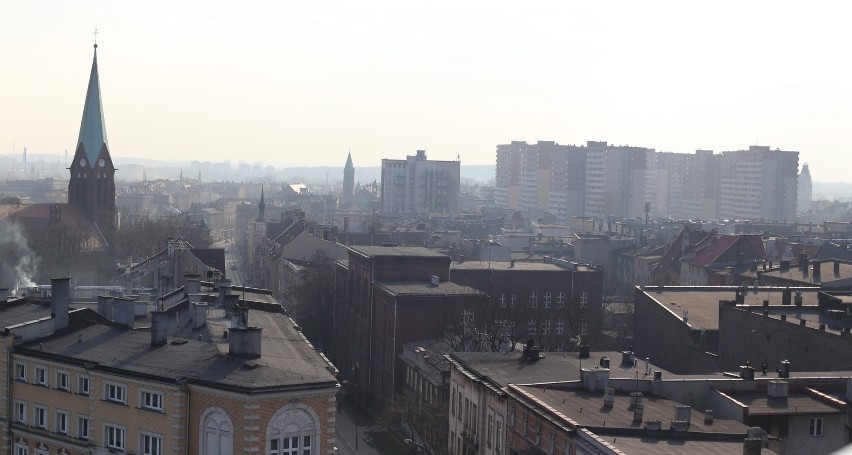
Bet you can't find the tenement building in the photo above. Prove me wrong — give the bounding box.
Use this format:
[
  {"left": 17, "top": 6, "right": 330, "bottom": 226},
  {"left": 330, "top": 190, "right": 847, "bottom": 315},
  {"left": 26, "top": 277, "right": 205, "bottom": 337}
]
[
  {"left": 2, "top": 277, "right": 339, "bottom": 455},
  {"left": 380, "top": 150, "right": 460, "bottom": 214}
]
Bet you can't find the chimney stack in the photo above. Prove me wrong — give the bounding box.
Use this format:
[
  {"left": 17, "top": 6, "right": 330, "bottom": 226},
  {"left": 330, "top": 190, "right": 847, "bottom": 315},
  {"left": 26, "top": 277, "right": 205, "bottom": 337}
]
[
  {"left": 794, "top": 291, "right": 803, "bottom": 307},
  {"left": 834, "top": 260, "right": 841, "bottom": 276},
  {"left": 813, "top": 260, "right": 821, "bottom": 278},
  {"left": 782, "top": 288, "right": 791, "bottom": 305},
  {"left": 767, "top": 380, "right": 788, "bottom": 398},
  {"left": 0, "top": 288, "right": 9, "bottom": 301},
  {"left": 671, "top": 406, "right": 691, "bottom": 431},
  {"left": 185, "top": 275, "right": 201, "bottom": 295},
  {"left": 228, "top": 306, "right": 262, "bottom": 358},
  {"left": 779, "top": 360, "right": 790, "bottom": 378},
  {"left": 631, "top": 392, "right": 644, "bottom": 422},
  {"left": 112, "top": 297, "right": 135, "bottom": 329},
  {"left": 151, "top": 310, "right": 168, "bottom": 346},
  {"left": 743, "top": 438, "right": 763, "bottom": 455},
  {"left": 603, "top": 387, "right": 615, "bottom": 408},
  {"left": 51, "top": 278, "right": 70, "bottom": 330},
  {"left": 578, "top": 345, "right": 590, "bottom": 359}
]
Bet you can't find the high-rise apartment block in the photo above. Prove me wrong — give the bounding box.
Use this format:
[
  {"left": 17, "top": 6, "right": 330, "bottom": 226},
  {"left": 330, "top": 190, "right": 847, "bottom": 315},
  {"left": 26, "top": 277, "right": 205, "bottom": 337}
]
[
  {"left": 496, "top": 141, "right": 801, "bottom": 224},
  {"left": 494, "top": 141, "right": 586, "bottom": 224},
  {"left": 719, "top": 145, "right": 799, "bottom": 222},
  {"left": 380, "top": 150, "right": 460, "bottom": 214},
  {"left": 798, "top": 162, "right": 812, "bottom": 214}
]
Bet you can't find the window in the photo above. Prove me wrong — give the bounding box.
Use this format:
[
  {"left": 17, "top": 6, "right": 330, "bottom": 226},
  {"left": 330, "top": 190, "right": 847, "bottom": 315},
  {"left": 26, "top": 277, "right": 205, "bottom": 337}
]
[
  {"left": 508, "top": 405, "right": 516, "bottom": 426},
  {"left": 267, "top": 405, "right": 317, "bottom": 455},
  {"left": 810, "top": 418, "right": 823, "bottom": 436},
  {"left": 56, "top": 410, "right": 69, "bottom": 435},
  {"left": 56, "top": 370, "right": 70, "bottom": 391},
  {"left": 556, "top": 292, "right": 565, "bottom": 308},
  {"left": 13, "top": 400, "right": 26, "bottom": 423},
  {"left": 34, "top": 404, "right": 47, "bottom": 429},
  {"left": 543, "top": 292, "right": 551, "bottom": 308},
  {"left": 78, "top": 376, "right": 90, "bottom": 395},
  {"left": 140, "top": 432, "right": 164, "bottom": 455},
  {"left": 78, "top": 416, "right": 91, "bottom": 440},
  {"left": 201, "top": 409, "right": 233, "bottom": 455},
  {"left": 579, "top": 322, "right": 589, "bottom": 336},
  {"left": 140, "top": 390, "right": 164, "bottom": 412},
  {"left": 14, "top": 362, "right": 27, "bottom": 382},
  {"left": 510, "top": 294, "right": 517, "bottom": 307},
  {"left": 499, "top": 294, "right": 506, "bottom": 308},
  {"left": 104, "top": 423, "right": 126, "bottom": 450},
  {"left": 528, "top": 319, "right": 537, "bottom": 335},
  {"left": 556, "top": 319, "right": 565, "bottom": 335},
  {"left": 580, "top": 292, "right": 589, "bottom": 309},
  {"left": 495, "top": 418, "right": 503, "bottom": 455},
  {"left": 14, "top": 444, "right": 28, "bottom": 455},
  {"left": 457, "top": 391, "right": 463, "bottom": 421},
  {"left": 529, "top": 292, "right": 537, "bottom": 308},
  {"left": 104, "top": 382, "right": 127, "bottom": 404},
  {"left": 487, "top": 412, "right": 494, "bottom": 444},
  {"left": 34, "top": 366, "right": 48, "bottom": 387},
  {"left": 541, "top": 319, "right": 551, "bottom": 335},
  {"left": 451, "top": 387, "right": 456, "bottom": 416}
]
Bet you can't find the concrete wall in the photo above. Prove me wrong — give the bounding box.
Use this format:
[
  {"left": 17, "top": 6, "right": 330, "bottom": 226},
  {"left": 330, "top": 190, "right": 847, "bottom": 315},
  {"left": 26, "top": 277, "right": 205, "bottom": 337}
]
[
  {"left": 717, "top": 304, "right": 852, "bottom": 372},
  {"left": 785, "top": 413, "right": 848, "bottom": 455}
]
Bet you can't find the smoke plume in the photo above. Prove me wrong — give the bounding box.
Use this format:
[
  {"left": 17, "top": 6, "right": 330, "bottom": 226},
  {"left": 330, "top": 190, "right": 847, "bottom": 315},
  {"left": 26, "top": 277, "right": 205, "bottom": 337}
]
[{"left": 0, "top": 220, "right": 39, "bottom": 294}]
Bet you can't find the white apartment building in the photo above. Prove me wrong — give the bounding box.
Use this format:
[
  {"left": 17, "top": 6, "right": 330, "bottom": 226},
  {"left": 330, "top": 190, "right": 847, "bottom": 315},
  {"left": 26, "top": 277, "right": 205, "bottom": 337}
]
[
  {"left": 583, "top": 142, "right": 654, "bottom": 219},
  {"left": 381, "top": 150, "right": 460, "bottom": 214},
  {"left": 719, "top": 145, "right": 798, "bottom": 222}
]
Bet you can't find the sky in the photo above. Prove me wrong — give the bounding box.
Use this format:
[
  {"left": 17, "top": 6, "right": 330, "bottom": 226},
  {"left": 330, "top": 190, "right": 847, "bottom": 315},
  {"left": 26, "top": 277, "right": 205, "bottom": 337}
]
[{"left": 2, "top": 1, "right": 852, "bottom": 181}]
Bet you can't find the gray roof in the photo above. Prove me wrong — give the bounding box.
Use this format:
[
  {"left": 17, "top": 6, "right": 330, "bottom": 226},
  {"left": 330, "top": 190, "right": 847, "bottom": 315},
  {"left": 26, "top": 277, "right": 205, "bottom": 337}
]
[
  {"left": 449, "top": 351, "right": 669, "bottom": 389},
  {"left": 374, "top": 281, "right": 483, "bottom": 297},
  {"left": 350, "top": 246, "right": 448, "bottom": 259},
  {"left": 17, "top": 307, "right": 337, "bottom": 394},
  {"left": 77, "top": 45, "right": 109, "bottom": 168},
  {"left": 451, "top": 262, "right": 564, "bottom": 271},
  {"left": 723, "top": 391, "right": 845, "bottom": 415},
  {"left": 1, "top": 300, "right": 52, "bottom": 331}
]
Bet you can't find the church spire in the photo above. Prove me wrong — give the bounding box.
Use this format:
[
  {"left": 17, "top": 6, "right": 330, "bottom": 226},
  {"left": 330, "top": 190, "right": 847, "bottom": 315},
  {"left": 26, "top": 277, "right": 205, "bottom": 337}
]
[
  {"left": 77, "top": 42, "right": 109, "bottom": 168},
  {"left": 257, "top": 185, "right": 266, "bottom": 222}
]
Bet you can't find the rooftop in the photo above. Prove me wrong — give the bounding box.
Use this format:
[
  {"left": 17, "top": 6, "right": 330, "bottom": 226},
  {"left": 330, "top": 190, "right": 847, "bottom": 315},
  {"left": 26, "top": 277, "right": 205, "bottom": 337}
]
[
  {"left": 449, "top": 351, "right": 669, "bottom": 389},
  {"left": 721, "top": 390, "right": 846, "bottom": 416},
  {"left": 17, "top": 307, "right": 337, "bottom": 393},
  {"left": 756, "top": 260, "right": 852, "bottom": 285},
  {"left": 1, "top": 299, "right": 52, "bottom": 332},
  {"left": 638, "top": 286, "right": 821, "bottom": 330},
  {"left": 374, "top": 281, "right": 483, "bottom": 297},
  {"left": 608, "top": 437, "right": 778, "bottom": 455},
  {"left": 349, "top": 246, "right": 449, "bottom": 259},
  {"left": 451, "top": 262, "right": 565, "bottom": 271}
]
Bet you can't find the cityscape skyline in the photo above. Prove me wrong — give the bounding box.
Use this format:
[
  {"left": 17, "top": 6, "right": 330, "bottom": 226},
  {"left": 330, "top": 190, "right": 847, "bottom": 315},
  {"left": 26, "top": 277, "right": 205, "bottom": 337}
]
[{"left": 2, "top": 2, "right": 852, "bottom": 182}]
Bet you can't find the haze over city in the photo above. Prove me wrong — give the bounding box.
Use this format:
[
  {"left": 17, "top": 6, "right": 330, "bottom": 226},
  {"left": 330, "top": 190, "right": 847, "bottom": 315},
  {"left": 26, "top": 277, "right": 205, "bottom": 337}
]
[{"left": 2, "top": 1, "right": 852, "bottom": 182}]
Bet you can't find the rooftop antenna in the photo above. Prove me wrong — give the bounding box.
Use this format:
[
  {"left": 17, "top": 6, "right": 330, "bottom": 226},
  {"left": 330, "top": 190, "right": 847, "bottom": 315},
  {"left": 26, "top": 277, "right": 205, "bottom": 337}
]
[{"left": 93, "top": 25, "right": 99, "bottom": 45}]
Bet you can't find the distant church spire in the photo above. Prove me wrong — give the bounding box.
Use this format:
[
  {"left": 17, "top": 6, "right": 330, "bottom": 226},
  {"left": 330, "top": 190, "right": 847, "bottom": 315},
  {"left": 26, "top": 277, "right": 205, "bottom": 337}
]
[
  {"left": 68, "top": 40, "right": 116, "bottom": 231},
  {"left": 77, "top": 42, "right": 109, "bottom": 168},
  {"left": 257, "top": 185, "right": 266, "bottom": 222},
  {"left": 343, "top": 151, "right": 355, "bottom": 204}
]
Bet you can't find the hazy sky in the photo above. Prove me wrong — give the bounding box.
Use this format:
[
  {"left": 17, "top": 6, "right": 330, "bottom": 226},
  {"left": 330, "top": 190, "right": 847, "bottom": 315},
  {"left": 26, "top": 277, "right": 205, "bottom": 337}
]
[{"left": 2, "top": 1, "right": 851, "bottom": 181}]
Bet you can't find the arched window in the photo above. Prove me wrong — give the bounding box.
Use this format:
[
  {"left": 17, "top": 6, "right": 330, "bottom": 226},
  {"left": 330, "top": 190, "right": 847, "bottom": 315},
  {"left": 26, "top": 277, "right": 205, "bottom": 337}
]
[
  {"left": 200, "top": 407, "right": 233, "bottom": 455},
  {"left": 266, "top": 404, "right": 320, "bottom": 455}
]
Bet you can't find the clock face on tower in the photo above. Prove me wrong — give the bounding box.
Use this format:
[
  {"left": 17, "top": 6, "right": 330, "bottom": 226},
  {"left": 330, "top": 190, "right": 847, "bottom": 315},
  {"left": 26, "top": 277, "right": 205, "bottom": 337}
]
[
  {"left": 79, "top": 158, "right": 87, "bottom": 167},
  {"left": 99, "top": 158, "right": 106, "bottom": 168}
]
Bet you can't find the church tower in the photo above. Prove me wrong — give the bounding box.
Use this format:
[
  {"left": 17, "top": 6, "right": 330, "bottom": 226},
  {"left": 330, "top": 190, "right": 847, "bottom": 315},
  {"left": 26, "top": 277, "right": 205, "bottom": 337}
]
[
  {"left": 342, "top": 152, "right": 355, "bottom": 204},
  {"left": 68, "top": 42, "right": 116, "bottom": 230}
]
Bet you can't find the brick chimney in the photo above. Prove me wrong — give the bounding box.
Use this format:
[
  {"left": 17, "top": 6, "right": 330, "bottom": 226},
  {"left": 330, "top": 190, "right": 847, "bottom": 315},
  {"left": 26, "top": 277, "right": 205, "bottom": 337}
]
[{"left": 51, "top": 278, "right": 71, "bottom": 330}]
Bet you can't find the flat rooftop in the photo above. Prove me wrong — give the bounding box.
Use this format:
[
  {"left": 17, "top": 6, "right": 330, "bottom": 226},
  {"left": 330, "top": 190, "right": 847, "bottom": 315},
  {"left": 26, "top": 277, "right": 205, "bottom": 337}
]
[
  {"left": 450, "top": 351, "right": 669, "bottom": 387},
  {"left": 1, "top": 299, "right": 52, "bottom": 332},
  {"left": 639, "top": 287, "right": 821, "bottom": 330},
  {"left": 374, "top": 281, "right": 483, "bottom": 297},
  {"left": 609, "top": 437, "right": 779, "bottom": 455},
  {"left": 451, "top": 262, "right": 565, "bottom": 271},
  {"left": 755, "top": 261, "right": 852, "bottom": 284},
  {"left": 349, "top": 246, "right": 449, "bottom": 259},
  {"left": 722, "top": 390, "right": 845, "bottom": 416},
  {"left": 515, "top": 384, "right": 749, "bottom": 434}
]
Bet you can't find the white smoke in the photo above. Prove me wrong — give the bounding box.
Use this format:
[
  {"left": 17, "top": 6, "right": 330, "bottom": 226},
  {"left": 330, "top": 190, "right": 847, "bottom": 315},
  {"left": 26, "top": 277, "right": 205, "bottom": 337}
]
[{"left": 0, "top": 220, "right": 39, "bottom": 295}]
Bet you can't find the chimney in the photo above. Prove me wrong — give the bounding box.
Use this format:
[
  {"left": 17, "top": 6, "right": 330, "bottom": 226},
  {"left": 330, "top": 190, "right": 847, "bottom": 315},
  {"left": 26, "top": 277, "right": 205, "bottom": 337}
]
[
  {"left": 779, "top": 360, "right": 790, "bottom": 378},
  {"left": 429, "top": 275, "right": 440, "bottom": 286},
  {"left": 112, "top": 297, "right": 135, "bottom": 329},
  {"left": 780, "top": 260, "right": 790, "bottom": 271},
  {"left": 151, "top": 310, "right": 168, "bottom": 346},
  {"left": 799, "top": 253, "right": 808, "bottom": 271},
  {"left": 704, "top": 410, "right": 714, "bottom": 424},
  {"left": 735, "top": 288, "right": 745, "bottom": 304},
  {"left": 185, "top": 276, "right": 200, "bottom": 295},
  {"left": 51, "top": 278, "right": 71, "bottom": 330},
  {"left": 228, "top": 307, "right": 262, "bottom": 358},
  {"left": 193, "top": 302, "right": 208, "bottom": 329},
  {"left": 671, "top": 406, "right": 691, "bottom": 431},
  {"left": 743, "top": 438, "right": 763, "bottom": 455},
  {"left": 739, "top": 364, "right": 755, "bottom": 380},
  {"left": 218, "top": 279, "right": 232, "bottom": 304},
  {"left": 644, "top": 420, "right": 662, "bottom": 431},
  {"left": 631, "top": 392, "right": 644, "bottom": 422},
  {"left": 578, "top": 345, "right": 590, "bottom": 359},
  {"left": 834, "top": 260, "right": 841, "bottom": 276},
  {"left": 782, "top": 288, "right": 791, "bottom": 305},
  {"left": 603, "top": 387, "right": 615, "bottom": 408},
  {"left": 97, "top": 295, "right": 113, "bottom": 320},
  {"left": 767, "top": 380, "right": 788, "bottom": 398},
  {"left": 794, "top": 291, "right": 803, "bottom": 307},
  {"left": 0, "top": 288, "right": 9, "bottom": 301},
  {"left": 813, "top": 260, "right": 821, "bottom": 278},
  {"left": 621, "top": 350, "right": 635, "bottom": 366}
]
